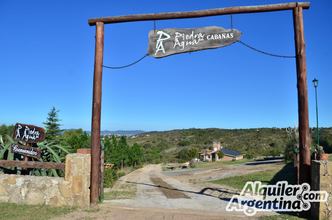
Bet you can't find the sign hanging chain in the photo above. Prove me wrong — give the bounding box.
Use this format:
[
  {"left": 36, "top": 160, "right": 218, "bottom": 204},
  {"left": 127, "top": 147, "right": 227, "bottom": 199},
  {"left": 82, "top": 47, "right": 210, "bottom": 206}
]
[
  {"left": 229, "top": 14, "right": 295, "bottom": 58},
  {"left": 103, "top": 16, "right": 295, "bottom": 70},
  {"left": 102, "top": 20, "right": 157, "bottom": 69},
  {"left": 102, "top": 53, "right": 149, "bottom": 69},
  {"left": 237, "top": 41, "right": 295, "bottom": 58}
]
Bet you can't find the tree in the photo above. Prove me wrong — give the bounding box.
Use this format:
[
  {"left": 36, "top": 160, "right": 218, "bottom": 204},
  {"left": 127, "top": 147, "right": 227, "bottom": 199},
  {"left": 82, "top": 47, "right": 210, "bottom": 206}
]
[
  {"left": 320, "top": 129, "right": 332, "bottom": 153},
  {"left": 129, "top": 143, "right": 144, "bottom": 167},
  {"left": 61, "top": 129, "right": 90, "bottom": 152},
  {"left": 177, "top": 147, "right": 198, "bottom": 162},
  {"left": 104, "top": 135, "right": 130, "bottom": 169},
  {"left": 118, "top": 136, "right": 129, "bottom": 169},
  {"left": 104, "top": 135, "right": 120, "bottom": 167},
  {"left": 43, "top": 107, "right": 62, "bottom": 142},
  {"left": 189, "top": 147, "right": 199, "bottom": 158}
]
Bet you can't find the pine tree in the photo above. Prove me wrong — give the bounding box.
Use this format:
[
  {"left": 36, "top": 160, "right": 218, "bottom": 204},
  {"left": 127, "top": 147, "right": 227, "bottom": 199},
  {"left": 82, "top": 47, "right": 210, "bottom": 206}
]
[
  {"left": 43, "top": 107, "right": 62, "bottom": 142},
  {"left": 129, "top": 143, "right": 143, "bottom": 167},
  {"left": 118, "top": 136, "right": 129, "bottom": 169}
]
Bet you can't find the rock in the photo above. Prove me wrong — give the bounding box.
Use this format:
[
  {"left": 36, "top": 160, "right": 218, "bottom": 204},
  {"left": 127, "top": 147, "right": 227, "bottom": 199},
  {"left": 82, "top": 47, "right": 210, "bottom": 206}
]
[
  {"left": 0, "top": 184, "right": 7, "bottom": 195},
  {"left": 59, "top": 182, "right": 72, "bottom": 198},
  {"left": 26, "top": 191, "right": 45, "bottom": 205},
  {"left": 3, "top": 175, "right": 17, "bottom": 185}
]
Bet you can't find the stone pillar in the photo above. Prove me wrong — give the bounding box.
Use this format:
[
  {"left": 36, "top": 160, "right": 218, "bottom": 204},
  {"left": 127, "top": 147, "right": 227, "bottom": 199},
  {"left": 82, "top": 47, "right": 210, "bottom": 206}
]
[
  {"left": 311, "top": 160, "right": 332, "bottom": 220},
  {"left": 65, "top": 153, "right": 91, "bottom": 207}
]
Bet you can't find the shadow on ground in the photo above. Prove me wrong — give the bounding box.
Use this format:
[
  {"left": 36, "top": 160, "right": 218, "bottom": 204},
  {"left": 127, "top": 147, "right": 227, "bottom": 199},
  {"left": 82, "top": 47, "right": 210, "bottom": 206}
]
[
  {"left": 124, "top": 179, "right": 238, "bottom": 201},
  {"left": 269, "top": 163, "right": 295, "bottom": 184}
]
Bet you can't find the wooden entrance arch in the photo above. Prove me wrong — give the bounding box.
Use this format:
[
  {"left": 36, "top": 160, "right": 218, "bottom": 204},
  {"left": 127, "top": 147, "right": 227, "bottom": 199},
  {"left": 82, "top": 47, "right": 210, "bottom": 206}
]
[{"left": 88, "top": 2, "right": 311, "bottom": 204}]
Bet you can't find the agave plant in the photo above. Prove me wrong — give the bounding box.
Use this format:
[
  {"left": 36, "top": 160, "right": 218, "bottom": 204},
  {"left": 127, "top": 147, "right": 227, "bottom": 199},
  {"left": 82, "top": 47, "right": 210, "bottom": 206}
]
[
  {"left": 0, "top": 134, "right": 70, "bottom": 177},
  {"left": 0, "top": 135, "right": 15, "bottom": 173},
  {"left": 31, "top": 141, "right": 70, "bottom": 177},
  {"left": 0, "top": 135, "right": 15, "bottom": 160}
]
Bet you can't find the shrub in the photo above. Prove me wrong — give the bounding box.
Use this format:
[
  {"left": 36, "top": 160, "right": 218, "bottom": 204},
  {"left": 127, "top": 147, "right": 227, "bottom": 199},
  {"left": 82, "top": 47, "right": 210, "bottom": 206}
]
[
  {"left": 245, "top": 153, "right": 254, "bottom": 159},
  {"left": 103, "top": 168, "right": 118, "bottom": 188},
  {"left": 217, "top": 150, "right": 224, "bottom": 159},
  {"left": 177, "top": 147, "right": 199, "bottom": 162},
  {"left": 117, "top": 170, "right": 126, "bottom": 178}
]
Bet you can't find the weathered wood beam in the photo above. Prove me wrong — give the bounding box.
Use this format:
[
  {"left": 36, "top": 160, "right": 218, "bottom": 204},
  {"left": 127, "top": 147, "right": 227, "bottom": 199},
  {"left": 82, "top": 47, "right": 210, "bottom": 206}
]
[
  {"left": 90, "top": 21, "right": 104, "bottom": 205},
  {"left": 88, "top": 2, "right": 310, "bottom": 26},
  {"left": 0, "top": 160, "right": 65, "bottom": 170},
  {"left": 293, "top": 6, "right": 311, "bottom": 185}
]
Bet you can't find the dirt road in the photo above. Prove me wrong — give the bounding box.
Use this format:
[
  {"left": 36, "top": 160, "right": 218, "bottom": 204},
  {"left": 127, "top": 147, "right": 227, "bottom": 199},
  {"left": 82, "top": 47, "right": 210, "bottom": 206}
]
[
  {"left": 54, "top": 163, "right": 280, "bottom": 220},
  {"left": 108, "top": 164, "right": 240, "bottom": 212}
]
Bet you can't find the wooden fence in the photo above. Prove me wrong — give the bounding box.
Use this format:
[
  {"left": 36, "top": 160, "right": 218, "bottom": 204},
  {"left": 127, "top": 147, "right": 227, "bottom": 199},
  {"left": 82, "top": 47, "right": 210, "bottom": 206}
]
[{"left": 0, "top": 160, "right": 65, "bottom": 170}]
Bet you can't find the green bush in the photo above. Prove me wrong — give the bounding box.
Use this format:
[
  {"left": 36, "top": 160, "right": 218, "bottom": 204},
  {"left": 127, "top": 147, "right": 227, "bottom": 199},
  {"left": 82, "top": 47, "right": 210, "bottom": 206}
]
[
  {"left": 103, "top": 168, "right": 118, "bottom": 188},
  {"left": 178, "top": 139, "right": 190, "bottom": 147},
  {"left": 177, "top": 147, "right": 198, "bottom": 162},
  {"left": 245, "top": 152, "right": 254, "bottom": 159},
  {"left": 217, "top": 150, "right": 224, "bottom": 159}
]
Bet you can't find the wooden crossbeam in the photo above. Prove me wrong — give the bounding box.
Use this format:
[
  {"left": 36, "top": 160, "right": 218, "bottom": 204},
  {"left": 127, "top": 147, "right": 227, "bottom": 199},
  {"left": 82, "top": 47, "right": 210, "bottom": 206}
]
[
  {"left": 88, "top": 2, "right": 310, "bottom": 26},
  {"left": 0, "top": 160, "right": 65, "bottom": 170}
]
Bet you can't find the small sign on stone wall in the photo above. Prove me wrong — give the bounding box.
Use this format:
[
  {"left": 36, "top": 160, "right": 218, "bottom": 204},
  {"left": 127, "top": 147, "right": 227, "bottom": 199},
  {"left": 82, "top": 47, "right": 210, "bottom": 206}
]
[
  {"left": 11, "top": 123, "right": 45, "bottom": 160},
  {"left": 148, "top": 26, "right": 241, "bottom": 58},
  {"left": 11, "top": 144, "right": 42, "bottom": 159}
]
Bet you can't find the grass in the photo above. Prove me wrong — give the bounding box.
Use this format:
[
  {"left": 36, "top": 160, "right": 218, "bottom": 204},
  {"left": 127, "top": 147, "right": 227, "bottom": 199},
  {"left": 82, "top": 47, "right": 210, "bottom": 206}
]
[
  {"left": 0, "top": 203, "right": 75, "bottom": 220},
  {"left": 195, "top": 158, "right": 251, "bottom": 169},
  {"left": 211, "top": 163, "right": 294, "bottom": 190},
  {"left": 104, "top": 182, "right": 136, "bottom": 200},
  {"left": 211, "top": 169, "right": 277, "bottom": 189},
  {"left": 212, "top": 164, "right": 305, "bottom": 219},
  {"left": 103, "top": 190, "right": 136, "bottom": 200}
]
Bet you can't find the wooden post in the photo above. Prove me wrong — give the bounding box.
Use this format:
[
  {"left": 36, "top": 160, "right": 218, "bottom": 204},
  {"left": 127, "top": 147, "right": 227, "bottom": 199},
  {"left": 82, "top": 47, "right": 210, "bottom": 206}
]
[
  {"left": 100, "top": 150, "right": 104, "bottom": 200},
  {"left": 294, "top": 151, "right": 300, "bottom": 184},
  {"left": 90, "top": 21, "right": 104, "bottom": 205},
  {"left": 87, "top": 0, "right": 311, "bottom": 205},
  {"left": 88, "top": 2, "right": 310, "bottom": 26},
  {"left": 293, "top": 6, "right": 311, "bottom": 185}
]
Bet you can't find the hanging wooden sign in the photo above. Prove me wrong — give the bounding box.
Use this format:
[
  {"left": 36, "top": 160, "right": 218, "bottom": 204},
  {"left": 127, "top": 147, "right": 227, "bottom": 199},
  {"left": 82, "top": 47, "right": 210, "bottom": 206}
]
[
  {"left": 13, "top": 123, "right": 45, "bottom": 143},
  {"left": 11, "top": 143, "right": 42, "bottom": 159},
  {"left": 148, "top": 26, "right": 241, "bottom": 58}
]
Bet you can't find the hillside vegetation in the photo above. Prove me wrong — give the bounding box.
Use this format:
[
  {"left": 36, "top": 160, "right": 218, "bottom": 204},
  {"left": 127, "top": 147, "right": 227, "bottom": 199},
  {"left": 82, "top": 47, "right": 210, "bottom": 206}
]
[
  {"left": 127, "top": 127, "right": 332, "bottom": 163},
  {"left": 2, "top": 122, "right": 332, "bottom": 164}
]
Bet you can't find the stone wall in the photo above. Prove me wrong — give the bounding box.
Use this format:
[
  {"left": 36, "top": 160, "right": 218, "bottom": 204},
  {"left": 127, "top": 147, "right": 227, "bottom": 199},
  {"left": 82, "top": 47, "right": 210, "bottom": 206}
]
[
  {"left": 0, "top": 153, "right": 90, "bottom": 207},
  {"left": 311, "top": 160, "right": 332, "bottom": 220}
]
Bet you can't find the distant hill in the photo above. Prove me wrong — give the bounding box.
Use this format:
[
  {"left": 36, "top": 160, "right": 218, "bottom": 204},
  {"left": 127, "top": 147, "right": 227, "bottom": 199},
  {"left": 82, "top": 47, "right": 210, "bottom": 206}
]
[
  {"left": 126, "top": 127, "right": 332, "bottom": 163},
  {"left": 99, "top": 130, "right": 145, "bottom": 136}
]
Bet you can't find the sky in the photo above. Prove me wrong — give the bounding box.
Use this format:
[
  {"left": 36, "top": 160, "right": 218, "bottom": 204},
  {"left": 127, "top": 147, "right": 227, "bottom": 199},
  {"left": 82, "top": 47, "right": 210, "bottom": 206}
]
[{"left": 0, "top": 0, "right": 331, "bottom": 131}]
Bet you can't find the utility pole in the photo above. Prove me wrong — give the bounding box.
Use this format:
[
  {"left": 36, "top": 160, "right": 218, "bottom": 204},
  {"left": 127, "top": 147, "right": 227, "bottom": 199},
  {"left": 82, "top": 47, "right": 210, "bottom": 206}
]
[{"left": 313, "top": 78, "right": 319, "bottom": 146}]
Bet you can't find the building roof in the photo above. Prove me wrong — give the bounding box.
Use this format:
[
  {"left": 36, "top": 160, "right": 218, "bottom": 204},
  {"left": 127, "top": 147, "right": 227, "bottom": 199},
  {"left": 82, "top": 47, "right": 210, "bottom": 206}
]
[
  {"left": 199, "top": 149, "right": 212, "bottom": 155},
  {"left": 221, "top": 148, "right": 242, "bottom": 157}
]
